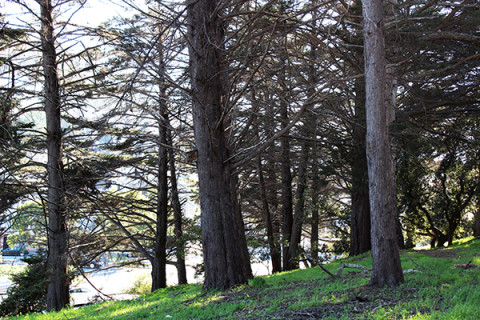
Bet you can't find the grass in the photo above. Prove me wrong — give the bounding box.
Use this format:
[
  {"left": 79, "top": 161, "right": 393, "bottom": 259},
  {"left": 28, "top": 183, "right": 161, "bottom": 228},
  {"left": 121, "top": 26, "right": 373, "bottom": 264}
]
[{"left": 7, "top": 237, "right": 480, "bottom": 319}]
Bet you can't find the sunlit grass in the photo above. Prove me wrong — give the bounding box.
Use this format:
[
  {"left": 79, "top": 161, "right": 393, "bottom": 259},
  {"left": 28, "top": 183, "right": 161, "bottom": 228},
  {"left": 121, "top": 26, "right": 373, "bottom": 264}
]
[{"left": 8, "top": 238, "right": 480, "bottom": 320}]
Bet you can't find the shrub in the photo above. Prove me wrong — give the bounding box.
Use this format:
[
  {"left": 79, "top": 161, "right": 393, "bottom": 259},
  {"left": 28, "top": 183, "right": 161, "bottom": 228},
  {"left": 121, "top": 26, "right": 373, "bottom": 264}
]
[
  {"left": 0, "top": 252, "right": 48, "bottom": 316},
  {"left": 123, "top": 272, "right": 151, "bottom": 296}
]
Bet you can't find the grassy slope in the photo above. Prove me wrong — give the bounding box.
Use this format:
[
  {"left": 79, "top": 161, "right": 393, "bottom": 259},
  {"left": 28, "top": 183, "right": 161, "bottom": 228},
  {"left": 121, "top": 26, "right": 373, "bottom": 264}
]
[{"left": 10, "top": 237, "right": 480, "bottom": 319}]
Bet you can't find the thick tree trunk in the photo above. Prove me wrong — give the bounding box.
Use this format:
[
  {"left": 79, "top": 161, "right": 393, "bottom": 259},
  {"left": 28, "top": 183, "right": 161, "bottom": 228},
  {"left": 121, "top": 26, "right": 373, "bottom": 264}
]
[
  {"left": 40, "top": 0, "right": 69, "bottom": 311},
  {"left": 187, "top": 0, "right": 251, "bottom": 289},
  {"left": 285, "top": 142, "right": 309, "bottom": 270},
  {"left": 350, "top": 78, "right": 372, "bottom": 256},
  {"left": 168, "top": 132, "right": 187, "bottom": 285},
  {"left": 362, "top": 0, "right": 404, "bottom": 287}
]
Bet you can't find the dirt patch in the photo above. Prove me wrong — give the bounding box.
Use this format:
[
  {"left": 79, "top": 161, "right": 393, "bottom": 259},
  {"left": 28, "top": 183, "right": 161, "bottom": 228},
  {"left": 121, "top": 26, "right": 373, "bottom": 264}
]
[
  {"left": 269, "top": 286, "right": 420, "bottom": 319},
  {"left": 228, "top": 284, "right": 422, "bottom": 319},
  {"left": 414, "top": 248, "right": 462, "bottom": 259}
]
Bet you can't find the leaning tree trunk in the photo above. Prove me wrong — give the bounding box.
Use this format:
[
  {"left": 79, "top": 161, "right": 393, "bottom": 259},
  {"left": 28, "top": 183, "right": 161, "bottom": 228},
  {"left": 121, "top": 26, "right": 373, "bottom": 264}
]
[
  {"left": 187, "top": 0, "right": 252, "bottom": 289},
  {"left": 40, "top": 0, "right": 69, "bottom": 311},
  {"left": 168, "top": 131, "right": 187, "bottom": 285},
  {"left": 362, "top": 0, "right": 404, "bottom": 287}
]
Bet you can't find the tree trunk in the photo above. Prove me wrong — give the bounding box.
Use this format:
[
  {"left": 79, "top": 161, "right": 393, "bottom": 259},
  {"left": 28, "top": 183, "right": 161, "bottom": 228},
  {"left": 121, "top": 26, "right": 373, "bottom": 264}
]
[
  {"left": 280, "top": 91, "right": 293, "bottom": 271},
  {"left": 362, "top": 0, "right": 404, "bottom": 287},
  {"left": 257, "top": 154, "right": 282, "bottom": 273},
  {"left": 187, "top": 0, "right": 251, "bottom": 289},
  {"left": 285, "top": 142, "right": 309, "bottom": 270},
  {"left": 151, "top": 39, "right": 169, "bottom": 291},
  {"left": 253, "top": 108, "right": 281, "bottom": 274},
  {"left": 310, "top": 157, "right": 320, "bottom": 266},
  {"left": 265, "top": 101, "right": 282, "bottom": 270},
  {"left": 40, "top": 0, "right": 69, "bottom": 311},
  {"left": 152, "top": 120, "right": 168, "bottom": 291},
  {"left": 168, "top": 131, "right": 187, "bottom": 285},
  {"left": 350, "top": 77, "right": 372, "bottom": 256}
]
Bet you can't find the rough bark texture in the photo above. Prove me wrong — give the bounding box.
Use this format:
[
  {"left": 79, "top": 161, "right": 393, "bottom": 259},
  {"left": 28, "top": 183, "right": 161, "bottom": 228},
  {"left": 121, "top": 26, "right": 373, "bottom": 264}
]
[
  {"left": 187, "top": 0, "right": 252, "bottom": 289},
  {"left": 362, "top": 0, "right": 404, "bottom": 287},
  {"left": 350, "top": 78, "right": 372, "bottom": 256},
  {"left": 41, "top": 0, "right": 69, "bottom": 311}
]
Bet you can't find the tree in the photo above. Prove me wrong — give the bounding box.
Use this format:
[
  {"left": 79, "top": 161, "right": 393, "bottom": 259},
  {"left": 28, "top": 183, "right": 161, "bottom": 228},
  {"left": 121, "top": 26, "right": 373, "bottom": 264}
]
[
  {"left": 362, "top": 0, "right": 404, "bottom": 287},
  {"left": 39, "top": 0, "right": 70, "bottom": 309},
  {"left": 186, "top": 0, "right": 252, "bottom": 289}
]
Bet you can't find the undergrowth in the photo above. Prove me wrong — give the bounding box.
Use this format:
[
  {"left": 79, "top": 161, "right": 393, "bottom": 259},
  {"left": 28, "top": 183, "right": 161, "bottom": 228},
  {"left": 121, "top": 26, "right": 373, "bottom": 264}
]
[{"left": 7, "top": 237, "right": 480, "bottom": 319}]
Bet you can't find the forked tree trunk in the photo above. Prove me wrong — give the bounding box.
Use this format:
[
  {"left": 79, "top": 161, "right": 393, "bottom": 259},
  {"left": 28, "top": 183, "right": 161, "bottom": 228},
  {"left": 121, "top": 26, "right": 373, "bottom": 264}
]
[
  {"left": 285, "top": 142, "right": 309, "bottom": 270},
  {"left": 40, "top": 0, "right": 69, "bottom": 311},
  {"left": 187, "top": 0, "right": 252, "bottom": 289},
  {"left": 362, "top": 0, "right": 404, "bottom": 287},
  {"left": 257, "top": 154, "right": 282, "bottom": 273}
]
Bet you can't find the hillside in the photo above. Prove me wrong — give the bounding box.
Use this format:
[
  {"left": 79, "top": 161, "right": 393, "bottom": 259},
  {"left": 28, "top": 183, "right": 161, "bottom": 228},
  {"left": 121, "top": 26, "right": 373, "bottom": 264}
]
[{"left": 10, "top": 238, "right": 480, "bottom": 319}]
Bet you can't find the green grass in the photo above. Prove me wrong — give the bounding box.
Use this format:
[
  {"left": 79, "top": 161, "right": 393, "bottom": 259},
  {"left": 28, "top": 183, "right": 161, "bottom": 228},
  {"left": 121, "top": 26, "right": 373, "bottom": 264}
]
[{"left": 8, "top": 238, "right": 480, "bottom": 319}]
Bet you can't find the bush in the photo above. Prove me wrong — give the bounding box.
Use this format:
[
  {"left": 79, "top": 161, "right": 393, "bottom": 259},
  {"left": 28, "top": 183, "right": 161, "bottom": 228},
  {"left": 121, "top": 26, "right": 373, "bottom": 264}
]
[
  {"left": 123, "top": 273, "right": 151, "bottom": 296},
  {"left": 0, "top": 252, "right": 47, "bottom": 317}
]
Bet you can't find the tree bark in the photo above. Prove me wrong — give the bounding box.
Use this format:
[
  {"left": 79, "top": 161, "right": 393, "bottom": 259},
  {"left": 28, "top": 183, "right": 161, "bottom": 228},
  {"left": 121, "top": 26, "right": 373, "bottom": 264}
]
[
  {"left": 151, "top": 38, "right": 169, "bottom": 291},
  {"left": 187, "top": 0, "right": 252, "bottom": 289},
  {"left": 362, "top": 0, "right": 404, "bottom": 287},
  {"left": 350, "top": 77, "right": 372, "bottom": 256},
  {"left": 40, "top": 0, "right": 69, "bottom": 311}
]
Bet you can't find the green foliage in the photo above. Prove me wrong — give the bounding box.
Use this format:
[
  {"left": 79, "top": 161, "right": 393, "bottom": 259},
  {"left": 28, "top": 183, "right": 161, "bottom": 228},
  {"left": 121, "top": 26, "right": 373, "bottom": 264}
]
[
  {"left": 0, "top": 252, "right": 47, "bottom": 317},
  {"left": 249, "top": 277, "right": 266, "bottom": 288},
  {"left": 0, "top": 264, "right": 25, "bottom": 277},
  {"left": 8, "top": 202, "right": 46, "bottom": 250}
]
